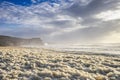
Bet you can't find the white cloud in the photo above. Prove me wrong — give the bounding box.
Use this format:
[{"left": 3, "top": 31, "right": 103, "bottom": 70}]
[
  {"left": 0, "top": 1, "right": 72, "bottom": 25},
  {"left": 50, "top": 24, "right": 86, "bottom": 37},
  {"left": 95, "top": 9, "right": 120, "bottom": 21},
  {"left": 1, "top": 0, "right": 120, "bottom": 43},
  {"left": 31, "top": 0, "right": 37, "bottom": 3},
  {"left": 94, "top": 1, "right": 120, "bottom": 21},
  {"left": 0, "top": 1, "right": 84, "bottom": 38},
  {"left": 79, "top": 0, "right": 93, "bottom": 6},
  {"left": 0, "top": 2, "right": 56, "bottom": 25}
]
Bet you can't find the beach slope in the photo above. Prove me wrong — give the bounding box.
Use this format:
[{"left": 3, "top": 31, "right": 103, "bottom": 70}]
[{"left": 0, "top": 47, "right": 120, "bottom": 80}]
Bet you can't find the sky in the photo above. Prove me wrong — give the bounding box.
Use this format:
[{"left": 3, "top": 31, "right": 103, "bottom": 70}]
[{"left": 0, "top": 0, "right": 120, "bottom": 43}]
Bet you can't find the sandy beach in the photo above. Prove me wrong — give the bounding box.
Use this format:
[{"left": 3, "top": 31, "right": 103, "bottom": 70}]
[{"left": 0, "top": 47, "right": 120, "bottom": 80}]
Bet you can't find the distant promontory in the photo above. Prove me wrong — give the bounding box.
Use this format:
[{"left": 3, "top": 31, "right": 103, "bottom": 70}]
[{"left": 0, "top": 35, "right": 43, "bottom": 46}]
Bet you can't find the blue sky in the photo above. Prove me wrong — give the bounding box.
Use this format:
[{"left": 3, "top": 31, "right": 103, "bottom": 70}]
[
  {"left": 0, "top": 0, "right": 70, "bottom": 6},
  {"left": 0, "top": 0, "right": 120, "bottom": 43},
  {"left": 0, "top": 0, "right": 32, "bottom": 6}
]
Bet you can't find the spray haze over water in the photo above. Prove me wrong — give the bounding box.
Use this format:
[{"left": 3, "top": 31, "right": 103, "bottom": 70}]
[{"left": 44, "top": 43, "right": 120, "bottom": 55}]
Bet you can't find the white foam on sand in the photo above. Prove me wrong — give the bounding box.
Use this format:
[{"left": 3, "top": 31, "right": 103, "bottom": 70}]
[{"left": 0, "top": 47, "right": 119, "bottom": 80}]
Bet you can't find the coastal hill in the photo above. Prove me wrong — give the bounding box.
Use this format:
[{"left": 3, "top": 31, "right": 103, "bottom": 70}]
[{"left": 0, "top": 35, "right": 43, "bottom": 46}]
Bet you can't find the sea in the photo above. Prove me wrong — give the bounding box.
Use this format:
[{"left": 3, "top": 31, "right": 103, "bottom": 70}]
[{"left": 44, "top": 43, "right": 120, "bottom": 55}]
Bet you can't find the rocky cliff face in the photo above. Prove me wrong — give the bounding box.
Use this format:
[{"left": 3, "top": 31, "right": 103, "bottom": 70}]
[{"left": 0, "top": 35, "right": 43, "bottom": 46}]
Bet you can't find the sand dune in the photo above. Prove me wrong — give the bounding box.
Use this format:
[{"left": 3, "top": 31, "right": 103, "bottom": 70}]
[{"left": 0, "top": 47, "right": 120, "bottom": 80}]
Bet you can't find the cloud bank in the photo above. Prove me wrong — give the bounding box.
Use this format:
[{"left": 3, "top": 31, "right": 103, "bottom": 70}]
[{"left": 0, "top": 0, "right": 120, "bottom": 43}]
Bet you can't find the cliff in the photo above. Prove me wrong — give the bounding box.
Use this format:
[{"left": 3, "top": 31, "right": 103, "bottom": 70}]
[{"left": 0, "top": 35, "right": 43, "bottom": 46}]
